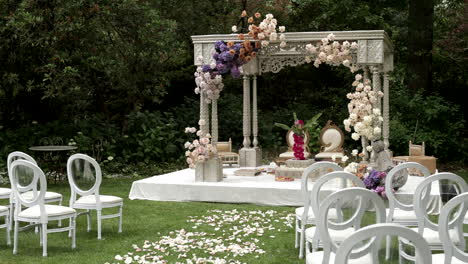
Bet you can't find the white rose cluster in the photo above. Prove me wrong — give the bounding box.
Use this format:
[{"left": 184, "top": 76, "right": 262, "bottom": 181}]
[
  {"left": 184, "top": 122, "right": 214, "bottom": 168},
  {"left": 343, "top": 74, "right": 384, "bottom": 141},
  {"left": 304, "top": 33, "right": 358, "bottom": 72},
  {"left": 194, "top": 67, "right": 224, "bottom": 104},
  {"left": 257, "top": 14, "right": 286, "bottom": 48}
]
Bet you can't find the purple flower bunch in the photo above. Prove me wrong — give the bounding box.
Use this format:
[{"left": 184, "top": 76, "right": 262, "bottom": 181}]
[
  {"left": 363, "top": 169, "right": 387, "bottom": 198},
  {"left": 201, "top": 40, "right": 258, "bottom": 79}
]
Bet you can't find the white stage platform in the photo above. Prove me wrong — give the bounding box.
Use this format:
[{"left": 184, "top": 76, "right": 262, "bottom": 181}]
[{"left": 129, "top": 168, "right": 441, "bottom": 209}]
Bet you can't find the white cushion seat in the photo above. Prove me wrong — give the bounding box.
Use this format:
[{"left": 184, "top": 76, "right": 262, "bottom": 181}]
[
  {"left": 387, "top": 208, "right": 418, "bottom": 222},
  {"left": 21, "top": 191, "right": 62, "bottom": 201},
  {"left": 305, "top": 226, "right": 355, "bottom": 242},
  {"left": 432, "top": 254, "right": 466, "bottom": 264},
  {"left": 18, "top": 204, "right": 75, "bottom": 219},
  {"left": 0, "top": 187, "right": 11, "bottom": 197},
  {"left": 406, "top": 227, "right": 461, "bottom": 246},
  {"left": 0, "top": 205, "right": 8, "bottom": 214},
  {"left": 296, "top": 207, "right": 339, "bottom": 221},
  {"left": 315, "top": 152, "right": 344, "bottom": 159},
  {"left": 74, "top": 195, "right": 123, "bottom": 208},
  {"left": 306, "top": 250, "right": 373, "bottom": 264},
  {"left": 279, "top": 151, "right": 311, "bottom": 158}
]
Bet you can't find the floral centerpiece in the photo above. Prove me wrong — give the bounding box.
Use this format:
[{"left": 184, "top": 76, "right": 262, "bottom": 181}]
[
  {"left": 337, "top": 149, "right": 389, "bottom": 198},
  {"left": 275, "top": 113, "right": 322, "bottom": 160},
  {"left": 184, "top": 120, "right": 215, "bottom": 169}
]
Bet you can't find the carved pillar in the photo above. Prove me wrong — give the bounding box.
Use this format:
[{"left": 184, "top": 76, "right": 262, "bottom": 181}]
[
  {"left": 242, "top": 75, "right": 251, "bottom": 148},
  {"left": 372, "top": 66, "right": 382, "bottom": 110},
  {"left": 363, "top": 66, "right": 370, "bottom": 80},
  {"left": 211, "top": 99, "right": 218, "bottom": 146},
  {"left": 252, "top": 75, "right": 259, "bottom": 148},
  {"left": 383, "top": 73, "right": 390, "bottom": 151},
  {"left": 361, "top": 136, "right": 369, "bottom": 161},
  {"left": 200, "top": 92, "right": 209, "bottom": 135}
]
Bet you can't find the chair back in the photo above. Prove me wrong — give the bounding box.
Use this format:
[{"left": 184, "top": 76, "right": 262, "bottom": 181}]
[
  {"left": 9, "top": 160, "right": 47, "bottom": 223},
  {"left": 385, "top": 162, "right": 430, "bottom": 218},
  {"left": 335, "top": 224, "right": 432, "bottom": 264},
  {"left": 319, "top": 120, "right": 344, "bottom": 153},
  {"left": 67, "top": 154, "right": 102, "bottom": 205},
  {"left": 439, "top": 192, "right": 468, "bottom": 263},
  {"left": 216, "top": 138, "right": 232, "bottom": 152},
  {"left": 318, "top": 188, "right": 386, "bottom": 264},
  {"left": 300, "top": 162, "right": 343, "bottom": 223},
  {"left": 7, "top": 152, "right": 38, "bottom": 193},
  {"left": 409, "top": 140, "right": 425, "bottom": 156},
  {"left": 414, "top": 173, "right": 467, "bottom": 234}
]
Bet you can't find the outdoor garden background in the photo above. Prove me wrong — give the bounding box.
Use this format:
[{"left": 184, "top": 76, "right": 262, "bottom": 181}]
[{"left": 0, "top": 0, "right": 466, "bottom": 263}]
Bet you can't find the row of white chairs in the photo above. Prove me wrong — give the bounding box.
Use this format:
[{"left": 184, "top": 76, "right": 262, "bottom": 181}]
[
  {"left": 294, "top": 161, "right": 468, "bottom": 263},
  {"left": 0, "top": 152, "right": 124, "bottom": 256}
]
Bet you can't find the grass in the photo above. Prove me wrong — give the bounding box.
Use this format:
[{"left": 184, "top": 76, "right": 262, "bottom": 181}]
[{"left": 0, "top": 175, "right": 467, "bottom": 264}]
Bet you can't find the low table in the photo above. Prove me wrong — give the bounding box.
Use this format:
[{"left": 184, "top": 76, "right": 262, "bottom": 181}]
[{"left": 29, "top": 145, "right": 78, "bottom": 183}]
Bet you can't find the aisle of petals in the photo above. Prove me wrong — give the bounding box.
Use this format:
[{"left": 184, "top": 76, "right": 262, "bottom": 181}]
[{"left": 107, "top": 209, "right": 294, "bottom": 264}]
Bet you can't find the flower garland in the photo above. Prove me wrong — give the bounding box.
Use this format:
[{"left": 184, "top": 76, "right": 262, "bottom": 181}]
[
  {"left": 184, "top": 120, "right": 215, "bottom": 168},
  {"left": 343, "top": 74, "right": 384, "bottom": 141},
  {"left": 304, "top": 33, "right": 359, "bottom": 72}
]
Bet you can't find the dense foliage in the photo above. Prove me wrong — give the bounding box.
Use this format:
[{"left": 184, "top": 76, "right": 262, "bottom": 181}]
[{"left": 0, "top": 0, "right": 466, "bottom": 176}]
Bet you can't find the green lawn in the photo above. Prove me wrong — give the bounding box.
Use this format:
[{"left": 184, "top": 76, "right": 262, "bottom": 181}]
[{"left": 0, "top": 177, "right": 466, "bottom": 264}]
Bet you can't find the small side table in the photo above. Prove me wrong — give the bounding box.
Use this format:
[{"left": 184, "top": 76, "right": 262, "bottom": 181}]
[{"left": 29, "top": 145, "right": 78, "bottom": 183}]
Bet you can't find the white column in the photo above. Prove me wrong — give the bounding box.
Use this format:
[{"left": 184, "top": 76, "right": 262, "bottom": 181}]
[
  {"left": 252, "top": 75, "right": 258, "bottom": 148},
  {"left": 211, "top": 99, "right": 218, "bottom": 146},
  {"left": 361, "top": 66, "right": 370, "bottom": 161},
  {"left": 200, "top": 92, "right": 209, "bottom": 135},
  {"left": 383, "top": 72, "right": 390, "bottom": 151},
  {"left": 242, "top": 75, "right": 251, "bottom": 148}
]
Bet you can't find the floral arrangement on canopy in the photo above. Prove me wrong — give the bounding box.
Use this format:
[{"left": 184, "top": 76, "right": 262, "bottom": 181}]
[
  {"left": 194, "top": 11, "right": 286, "bottom": 104},
  {"left": 275, "top": 113, "right": 322, "bottom": 160}
]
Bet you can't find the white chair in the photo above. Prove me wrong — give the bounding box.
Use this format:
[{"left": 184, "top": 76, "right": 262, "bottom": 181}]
[
  {"left": 297, "top": 161, "right": 343, "bottom": 258},
  {"left": 0, "top": 204, "right": 11, "bottom": 246},
  {"left": 9, "top": 160, "right": 76, "bottom": 257},
  {"left": 433, "top": 192, "right": 468, "bottom": 264},
  {"left": 7, "top": 151, "right": 64, "bottom": 229},
  {"left": 407, "top": 172, "right": 467, "bottom": 256},
  {"left": 384, "top": 162, "right": 430, "bottom": 260},
  {"left": 67, "top": 153, "right": 123, "bottom": 240},
  {"left": 306, "top": 187, "right": 386, "bottom": 264},
  {"left": 304, "top": 172, "right": 365, "bottom": 257},
  {"left": 335, "top": 224, "right": 432, "bottom": 264},
  {"left": 314, "top": 121, "right": 345, "bottom": 161}
]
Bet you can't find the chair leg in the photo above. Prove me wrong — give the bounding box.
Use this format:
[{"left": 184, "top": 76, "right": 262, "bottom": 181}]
[
  {"left": 9, "top": 202, "right": 14, "bottom": 230},
  {"left": 97, "top": 209, "right": 102, "bottom": 240},
  {"left": 71, "top": 217, "right": 76, "bottom": 249},
  {"left": 58, "top": 198, "right": 63, "bottom": 227},
  {"left": 118, "top": 205, "right": 123, "bottom": 233},
  {"left": 68, "top": 217, "right": 73, "bottom": 237},
  {"left": 385, "top": 235, "right": 391, "bottom": 260},
  {"left": 13, "top": 220, "right": 18, "bottom": 254},
  {"left": 39, "top": 225, "right": 43, "bottom": 245},
  {"left": 299, "top": 228, "right": 305, "bottom": 259},
  {"left": 295, "top": 218, "right": 299, "bottom": 248},
  {"left": 6, "top": 215, "right": 11, "bottom": 246},
  {"left": 42, "top": 223, "right": 47, "bottom": 257},
  {"left": 87, "top": 210, "right": 91, "bottom": 232}
]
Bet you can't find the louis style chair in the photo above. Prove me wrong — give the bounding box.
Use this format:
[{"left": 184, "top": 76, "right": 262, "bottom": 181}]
[
  {"left": 7, "top": 151, "right": 64, "bottom": 229},
  {"left": 9, "top": 160, "right": 76, "bottom": 257},
  {"left": 66, "top": 153, "right": 123, "bottom": 240}
]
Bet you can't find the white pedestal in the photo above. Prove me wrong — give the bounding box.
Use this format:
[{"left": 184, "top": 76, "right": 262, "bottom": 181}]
[
  {"left": 239, "top": 147, "right": 262, "bottom": 167},
  {"left": 195, "top": 157, "right": 223, "bottom": 182}
]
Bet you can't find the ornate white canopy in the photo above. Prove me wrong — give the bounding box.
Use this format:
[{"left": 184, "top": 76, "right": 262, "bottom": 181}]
[{"left": 191, "top": 30, "right": 394, "bottom": 167}]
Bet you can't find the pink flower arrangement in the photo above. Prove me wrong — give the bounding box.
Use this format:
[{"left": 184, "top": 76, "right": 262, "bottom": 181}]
[
  {"left": 292, "top": 133, "right": 305, "bottom": 160},
  {"left": 184, "top": 121, "right": 215, "bottom": 168}
]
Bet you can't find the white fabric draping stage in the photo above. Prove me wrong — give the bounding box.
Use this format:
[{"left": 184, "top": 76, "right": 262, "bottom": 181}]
[{"left": 129, "top": 168, "right": 442, "bottom": 210}]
